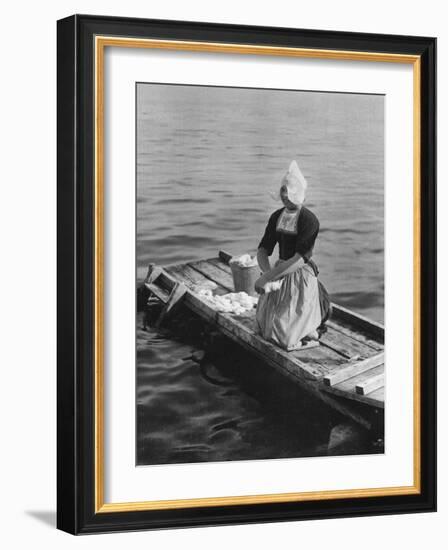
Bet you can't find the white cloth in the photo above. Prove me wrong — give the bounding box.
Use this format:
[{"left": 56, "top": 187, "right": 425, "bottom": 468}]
[{"left": 282, "top": 160, "right": 308, "bottom": 205}]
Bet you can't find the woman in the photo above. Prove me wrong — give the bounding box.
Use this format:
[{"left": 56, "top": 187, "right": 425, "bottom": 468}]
[{"left": 255, "top": 160, "right": 331, "bottom": 351}]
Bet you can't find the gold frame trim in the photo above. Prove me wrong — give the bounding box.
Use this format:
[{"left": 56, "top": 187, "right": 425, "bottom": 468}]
[{"left": 94, "top": 36, "right": 422, "bottom": 513}]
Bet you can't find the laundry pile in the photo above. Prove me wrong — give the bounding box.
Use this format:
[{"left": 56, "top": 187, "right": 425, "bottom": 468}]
[
  {"left": 194, "top": 285, "right": 258, "bottom": 315},
  {"left": 192, "top": 280, "right": 218, "bottom": 293},
  {"left": 229, "top": 254, "right": 259, "bottom": 268}
]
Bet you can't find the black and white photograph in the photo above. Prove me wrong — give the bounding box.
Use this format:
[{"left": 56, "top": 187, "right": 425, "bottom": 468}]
[{"left": 136, "top": 82, "right": 385, "bottom": 466}]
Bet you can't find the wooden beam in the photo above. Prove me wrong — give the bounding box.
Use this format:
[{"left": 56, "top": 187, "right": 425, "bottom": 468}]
[
  {"left": 322, "top": 380, "right": 384, "bottom": 410},
  {"left": 331, "top": 303, "right": 384, "bottom": 340},
  {"left": 144, "top": 263, "right": 162, "bottom": 285},
  {"left": 218, "top": 250, "right": 232, "bottom": 264},
  {"left": 356, "top": 373, "right": 384, "bottom": 395},
  {"left": 144, "top": 282, "right": 169, "bottom": 304},
  {"left": 156, "top": 282, "right": 187, "bottom": 328},
  {"left": 323, "top": 352, "right": 384, "bottom": 387}
]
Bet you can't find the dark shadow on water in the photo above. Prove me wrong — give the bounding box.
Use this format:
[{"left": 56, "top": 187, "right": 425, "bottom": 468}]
[{"left": 26, "top": 510, "right": 56, "bottom": 528}]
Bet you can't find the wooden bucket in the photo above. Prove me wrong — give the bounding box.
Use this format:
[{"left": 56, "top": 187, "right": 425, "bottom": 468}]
[{"left": 230, "top": 263, "right": 260, "bottom": 297}]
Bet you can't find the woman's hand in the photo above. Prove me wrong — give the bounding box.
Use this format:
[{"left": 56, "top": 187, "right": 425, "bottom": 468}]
[{"left": 255, "top": 275, "right": 268, "bottom": 295}]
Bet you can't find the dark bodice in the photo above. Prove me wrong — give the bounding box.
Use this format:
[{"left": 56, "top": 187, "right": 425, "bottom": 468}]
[{"left": 258, "top": 206, "right": 320, "bottom": 261}]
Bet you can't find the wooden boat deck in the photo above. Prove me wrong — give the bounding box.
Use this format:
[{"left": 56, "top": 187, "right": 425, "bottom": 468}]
[{"left": 144, "top": 251, "right": 385, "bottom": 429}]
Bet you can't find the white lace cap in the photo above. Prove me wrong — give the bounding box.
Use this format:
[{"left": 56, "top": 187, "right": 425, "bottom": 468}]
[{"left": 271, "top": 160, "right": 308, "bottom": 205}]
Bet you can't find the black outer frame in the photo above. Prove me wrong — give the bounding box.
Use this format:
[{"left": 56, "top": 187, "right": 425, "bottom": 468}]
[{"left": 57, "top": 14, "right": 436, "bottom": 535}]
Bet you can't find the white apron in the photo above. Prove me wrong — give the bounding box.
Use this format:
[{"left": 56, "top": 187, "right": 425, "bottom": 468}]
[{"left": 255, "top": 260, "right": 322, "bottom": 351}]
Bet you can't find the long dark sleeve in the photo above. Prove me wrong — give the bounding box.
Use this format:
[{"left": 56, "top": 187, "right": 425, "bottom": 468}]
[
  {"left": 295, "top": 208, "right": 319, "bottom": 261},
  {"left": 258, "top": 210, "right": 280, "bottom": 256}
]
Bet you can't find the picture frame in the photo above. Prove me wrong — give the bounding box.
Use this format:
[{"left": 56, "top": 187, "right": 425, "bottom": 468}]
[{"left": 57, "top": 14, "right": 436, "bottom": 534}]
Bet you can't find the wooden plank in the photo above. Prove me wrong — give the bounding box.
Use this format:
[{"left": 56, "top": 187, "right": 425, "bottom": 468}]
[
  {"left": 156, "top": 282, "right": 187, "bottom": 328},
  {"left": 322, "top": 376, "right": 385, "bottom": 409},
  {"left": 289, "top": 340, "right": 347, "bottom": 368},
  {"left": 326, "top": 320, "right": 383, "bottom": 351},
  {"left": 144, "top": 266, "right": 179, "bottom": 303},
  {"left": 319, "top": 338, "right": 358, "bottom": 361},
  {"left": 144, "top": 282, "right": 169, "bottom": 304},
  {"left": 331, "top": 303, "right": 384, "bottom": 340},
  {"left": 291, "top": 345, "right": 348, "bottom": 377},
  {"left": 322, "top": 383, "right": 384, "bottom": 409},
  {"left": 144, "top": 264, "right": 162, "bottom": 285},
  {"left": 366, "top": 386, "right": 385, "bottom": 403},
  {"left": 157, "top": 267, "right": 178, "bottom": 287},
  {"left": 209, "top": 256, "right": 233, "bottom": 274},
  {"left": 330, "top": 364, "right": 384, "bottom": 394},
  {"left": 189, "top": 260, "right": 235, "bottom": 291},
  {"left": 219, "top": 250, "right": 233, "bottom": 264},
  {"left": 356, "top": 373, "right": 384, "bottom": 396},
  {"left": 166, "top": 264, "right": 210, "bottom": 287},
  {"left": 323, "top": 353, "right": 384, "bottom": 387},
  {"left": 320, "top": 326, "right": 373, "bottom": 360},
  {"left": 166, "top": 264, "right": 229, "bottom": 295}
]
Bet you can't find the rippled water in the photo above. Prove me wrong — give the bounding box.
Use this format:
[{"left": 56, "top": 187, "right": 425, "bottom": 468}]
[{"left": 136, "top": 84, "right": 384, "bottom": 466}]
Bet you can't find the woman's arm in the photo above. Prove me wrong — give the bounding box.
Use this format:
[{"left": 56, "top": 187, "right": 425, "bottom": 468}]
[
  {"left": 257, "top": 247, "right": 272, "bottom": 274},
  {"left": 256, "top": 252, "right": 304, "bottom": 290}
]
